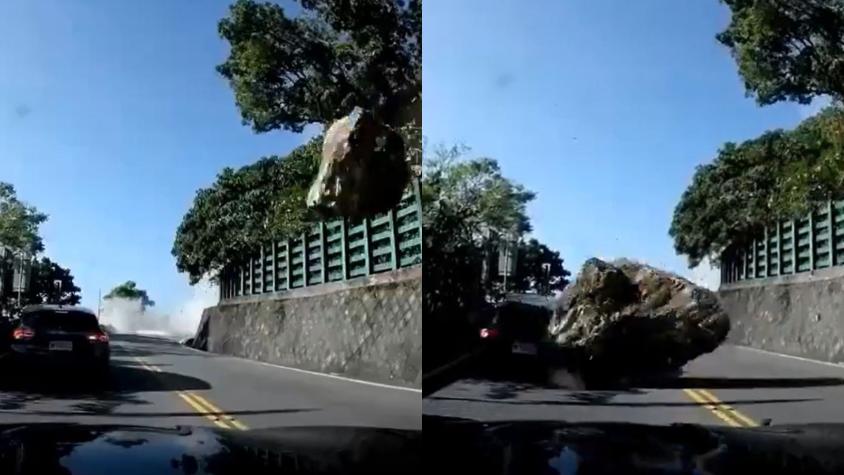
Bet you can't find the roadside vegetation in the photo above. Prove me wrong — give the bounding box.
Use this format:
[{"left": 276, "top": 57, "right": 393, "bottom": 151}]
[
  {"left": 172, "top": 138, "right": 321, "bottom": 284},
  {"left": 671, "top": 0, "right": 844, "bottom": 268},
  {"left": 172, "top": 0, "right": 421, "bottom": 284},
  {"left": 0, "top": 182, "right": 81, "bottom": 314},
  {"left": 104, "top": 281, "right": 155, "bottom": 312},
  {"left": 423, "top": 144, "right": 571, "bottom": 368}
]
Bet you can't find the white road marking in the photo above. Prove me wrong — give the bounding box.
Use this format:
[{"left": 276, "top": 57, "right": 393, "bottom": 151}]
[
  {"left": 179, "top": 344, "right": 421, "bottom": 393},
  {"left": 423, "top": 348, "right": 485, "bottom": 380},
  {"left": 733, "top": 344, "right": 844, "bottom": 370}
]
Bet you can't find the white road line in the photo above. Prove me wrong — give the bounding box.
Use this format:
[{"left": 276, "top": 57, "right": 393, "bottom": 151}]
[
  {"left": 732, "top": 344, "right": 844, "bottom": 370},
  {"left": 423, "top": 348, "right": 484, "bottom": 380},
  {"left": 179, "top": 344, "right": 421, "bottom": 393}
]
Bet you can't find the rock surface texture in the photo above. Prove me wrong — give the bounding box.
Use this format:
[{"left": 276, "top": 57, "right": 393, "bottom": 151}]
[
  {"left": 196, "top": 269, "right": 422, "bottom": 388},
  {"left": 719, "top": 266, "right": 844, "bottom": 363},
  {"left": 549, "top": 258, "right": 730, "bottom": 375},
  {"left": 306, "top": 107, "right": 408, "bottom": 218}
]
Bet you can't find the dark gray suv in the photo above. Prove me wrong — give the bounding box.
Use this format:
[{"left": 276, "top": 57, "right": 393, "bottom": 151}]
[{"left": 9, "top": 305, "right": 110, "bottom": 377}]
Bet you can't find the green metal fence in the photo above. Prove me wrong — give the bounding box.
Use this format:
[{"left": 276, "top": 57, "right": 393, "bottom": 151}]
[
  {"left": 720, "top": 199, "right": 844, "bottom": 284},
  {"left": 219, "top": 180, "right": 423, "bottom": 300}
]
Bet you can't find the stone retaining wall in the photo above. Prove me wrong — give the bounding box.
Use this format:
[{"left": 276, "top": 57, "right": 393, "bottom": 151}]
[
  {"left": 718, "top": 266, "right": 844, "bottom": 363},
  {"left": 198, "top": 267, "right": 421, "bottom": 387}
]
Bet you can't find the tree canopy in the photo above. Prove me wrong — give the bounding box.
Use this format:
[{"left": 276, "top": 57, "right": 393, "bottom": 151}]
[
  {"left": 0, "top": 182, "right": 82, "bottom": 313},
  {"left": 0, "top": 182, "right": 47, "bottom": 254},
  {"left": 423, "top": 144, "right": 543, "bottom": 365},
  {"left": 26, "top": 257, "right": 81, "bottom": 306},
  {"left": 422, "top": 145, "right": 572, "bottom": 366},
  {"left": 422, "top": 145, "right": 535, "bottom": 240},
  {"left": 217, "top": 0, "right": 420, "bottom": 133},
  {"left": 104, "top": 281, "right": 154, "bottom": 309},
  {"left": 671, "top": 106, "right": 844, "bottom": 266},
  {"left": 717, "top": 0, "right": 844, "bottom": 105},
  {"left": 673, "top": 1, "right": 844, "bottom": 268},
  {"left": 511, "top": 238, "right": 571, "bottom": 295},
  {"left": 172, "top": 137, "right": 321, "bottom": 283},
  {"left": 0, "top": 257, "right": 81, "bottom": 313}
]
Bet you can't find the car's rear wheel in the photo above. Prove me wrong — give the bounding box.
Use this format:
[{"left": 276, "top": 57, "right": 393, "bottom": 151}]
[{"left": 91, "top": 360, "right": 110, "bottom": 386}]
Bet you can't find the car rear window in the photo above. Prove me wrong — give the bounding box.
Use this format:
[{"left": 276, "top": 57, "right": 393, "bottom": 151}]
[{"left": 22, "top": 311, "right": 100, "bottom": 332}]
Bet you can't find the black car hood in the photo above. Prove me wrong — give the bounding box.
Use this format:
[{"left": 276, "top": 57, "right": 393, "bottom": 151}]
[
  {"left": 424, "top": 415, "right": 844, "bottom": 474},
  {"left": 0, "top": 423, "right": 420, "bottom": 475}
]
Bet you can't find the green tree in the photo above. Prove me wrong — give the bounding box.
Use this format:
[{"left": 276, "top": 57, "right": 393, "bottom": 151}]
[
  {"left": 216, "top": 0, "right": 420, "bottom": 133},
  {"left": 717, "top": 0, "right": 844, "bottom": 105},
  {"left": 172, "top": 137, "right": 321, "bottom": 283},
  {"left": 511, "top": 238, "right": 571, "bottom": 295},
  {"left": 0, "top": 182, "right": 47, "bottom": 254},
  {"left": 671, "top": 106, "right": 844, "bottom": 266},
  {"left": 422, "top": 145, "right": 535, "bottom": 239},
  {"left": 25, "top": 257, "right": 81, "bottom": 306},
  {"left": 422, "top": 189, "right": 485, "bottom": 369},
  {"left": 771, "top": 105, "right": 844, "bottom": 212},
  {"left": 422, "top": 144, "right": 536, "bottom": 367},
  {"left": 104, "top": 281, "right": 154, "bottom": 309}
]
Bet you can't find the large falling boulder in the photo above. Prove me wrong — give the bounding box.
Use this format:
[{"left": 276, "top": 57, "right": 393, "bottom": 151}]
[
  {"left": 548, "top": 258, "right": 729, "bottom": 375},
  {"left": 306, "top": 107, "right": 409, "bottom": 218}
]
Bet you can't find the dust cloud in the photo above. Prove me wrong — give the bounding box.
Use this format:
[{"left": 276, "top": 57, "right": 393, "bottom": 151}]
[
  {"left": 98, "top": 279, "right": 217, "bottom": 340},
  {"left": 687, "top": 257, "right": 720, "bottom": 290}
]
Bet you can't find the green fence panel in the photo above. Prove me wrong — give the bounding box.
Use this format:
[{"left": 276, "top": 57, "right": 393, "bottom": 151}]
[
  {"left": 835, "top": 203, "right": 844, "bottom": 265},
  {"left": 768, "top": 225, "right": 779, "bottom": 276},
  {"left": 781, "top": 221, "right": 794, "bottom": 275},
  {"left": 720, "top": 199, "right": 844, "bottom": 284},
  {"left": 744, "top": 244, "right": 752, "bottom": 279},
  {"left": 221, "top": 180, "right": 422, "bottom": 300},
  {"left": 370, "top": 214, "right": 391, "bottom": 227},
  {"left": 347, "top": 223, "right": 366, "bottom": 235},
  {"left": 372, "top": 261, "right": 393, "bottom": 273},
  {"left": 814, "top": 208, "right": 831, "bottom": 269},
  {"left": 370, "top": 229, "right": 392, "bottom": 243},
  {"left": 348, "top": 253, "right": 367, "bottom": 264},
  {"left": 245, "top": 263, "right": 252, "bottom": 295},
  {"left": 829, "top": 201, "right": 837, "bottom": 267}
]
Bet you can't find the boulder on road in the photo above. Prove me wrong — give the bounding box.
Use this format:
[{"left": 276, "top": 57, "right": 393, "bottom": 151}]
[
  {"left": 306, "top": 107, "right": 409, "bottom": 218},
  {"left": 548, "top": 258, "right": 729, "bottom": 376}
]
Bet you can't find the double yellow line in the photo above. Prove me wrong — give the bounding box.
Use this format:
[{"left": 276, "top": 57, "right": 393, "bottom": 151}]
[
  {"left": 683, "top": 388, "right": 757, "bottom": 427},
  {"left": 176, "top": 391, "right": 249, "bottom": 430},
  {"left": 135, "top": 358, "right": 249, "bottom": 431}
]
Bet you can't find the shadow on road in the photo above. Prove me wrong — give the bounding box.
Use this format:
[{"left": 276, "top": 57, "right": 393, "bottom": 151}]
[
  {"left": 0, "top": 407, "right": 318, "bottom": 418},
  {"left": 0, "top": 359, "right": 211, "bottom": 414},
  {"left": 430, "top": 353, "right": 844, "bottom": 411},
  {"left": 428, "top": 395, "right": 820, "bottom": 408},
  {"left": 637, "top": 376, "right": 844, "bottom": 390},
  {"left": 485, "top": 382, "right": 646, "bottom": 404},
  {"left": 447, "top": 351, "right": 844, "bottom": 392},
  {"left": 0, "top": 335, "right": 320, "bottom": 422}
]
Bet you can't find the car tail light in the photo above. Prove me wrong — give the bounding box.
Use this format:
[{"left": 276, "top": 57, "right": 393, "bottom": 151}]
[
  {"left": 480, "top": 327, "right": 499, "bottom": 339},
  {"left": 87, "top": 332, "right": 109, "bottom": 343},
  {"left": 12, "top": 327, "right": 35, "bottom": 340}
]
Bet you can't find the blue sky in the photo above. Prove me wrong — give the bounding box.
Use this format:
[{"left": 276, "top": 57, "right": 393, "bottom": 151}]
[
  {"left": 423, "top": 0, "right": 825, "bottom": 287},
  {"left": 0, "top": 0, "right": 315, "bottom": 311}
]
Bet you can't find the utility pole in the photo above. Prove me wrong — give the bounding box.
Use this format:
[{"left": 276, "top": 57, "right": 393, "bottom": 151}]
[
  {"left": 498, "top": 231, "right": 519, "bottom": 297},
  {"left": 502, "top": 245, "right": 510, "bottom": 294},
  {"left": 15, "top": 251, "right": 23, "bottom": 308},
  {"left": 97, "top": 288, "right": 102, "bottom": 318},
  {"left": 541, "top": 262, "right": 551, "bottom": 295},
  {"left": 53, "top": 279, "right": 62, "bottom": 304}
]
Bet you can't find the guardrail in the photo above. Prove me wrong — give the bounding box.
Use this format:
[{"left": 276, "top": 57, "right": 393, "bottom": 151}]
[
  {"left": 721, "top": 199, "right": 844, "bottom": 284},
  {"left": 219, "top": 180, "right": 423, "bottom": 300}
]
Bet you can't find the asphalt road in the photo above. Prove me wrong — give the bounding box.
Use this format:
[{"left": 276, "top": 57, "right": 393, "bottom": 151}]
[
  {"left": 423, "top": 344, "right": 844, "bottom": 428},
  {"left": 0, "top": 334, "right": 421, "bottom": 431}
]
